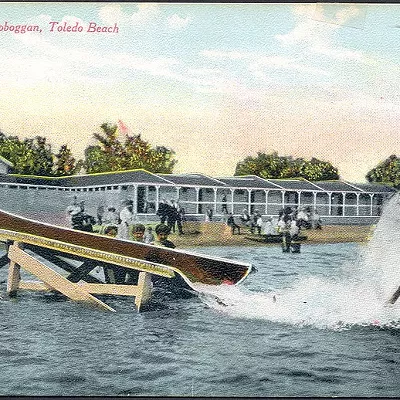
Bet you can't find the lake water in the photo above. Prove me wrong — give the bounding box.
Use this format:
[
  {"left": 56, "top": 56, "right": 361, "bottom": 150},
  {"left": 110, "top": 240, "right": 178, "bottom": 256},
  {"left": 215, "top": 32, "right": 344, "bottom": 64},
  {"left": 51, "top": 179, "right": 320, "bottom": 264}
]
[{"left": 1, "top": 196, "right": 400, "bottom": 397}]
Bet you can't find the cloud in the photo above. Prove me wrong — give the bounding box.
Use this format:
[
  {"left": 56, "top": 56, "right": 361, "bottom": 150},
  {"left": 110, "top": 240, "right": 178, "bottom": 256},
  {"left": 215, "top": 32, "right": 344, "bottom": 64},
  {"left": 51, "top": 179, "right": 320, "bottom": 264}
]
[
  {"left": 250, "top": 56, "right": 329, "bottom": 77},
  {"left": 201, "top": 50, "right": 329, "bottom": 81},
  {"left": 130, "top": 3, "right": 160, "bottom": 26},
  {"left": 99, "top": 4, "right": 128, "bottom": 25},
  {"left": 167, "top": 14, "right": 191, "bottom": 30},
  {"left": 98, "top": 3, "right": 160, "bottom": 27},
  {"left": 10, "top": 28, "right": 180, "bottom": 86},
  {"left": 201, "top": 49, "right": 250, "bottom": 60},
  {"left": 276, "top": 4, "right": 368, "bottom": 63}
]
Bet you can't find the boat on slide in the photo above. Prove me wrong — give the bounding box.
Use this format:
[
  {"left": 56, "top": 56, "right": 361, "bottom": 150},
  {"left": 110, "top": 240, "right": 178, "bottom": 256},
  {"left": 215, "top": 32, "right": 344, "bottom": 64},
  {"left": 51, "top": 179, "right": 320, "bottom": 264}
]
[{"left": 0, "top": 208, "right": 254, "bottom": 287}]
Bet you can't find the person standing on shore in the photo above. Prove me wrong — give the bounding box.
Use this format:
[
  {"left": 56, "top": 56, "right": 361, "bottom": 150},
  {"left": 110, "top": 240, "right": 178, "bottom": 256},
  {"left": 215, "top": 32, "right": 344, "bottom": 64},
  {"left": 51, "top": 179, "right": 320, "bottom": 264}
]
[
  {"left": 264, "top": 217, "right": 275, "bottom": 236},
  {"left": 103, "top": 206, "right": 120, "bottom": 225},
  {"left": 227, "top": 213, "right": 241, "bottom": 235},
  {"left": 311, "top": 208, "right": 322, "bottom": 230},
  {"left": 156, "top": 198, "right": 169, "bottom": 224},
  {"left": 173, "top": 199, "right": 184, "bottom": 235},
  {"left": 221, "top": 193, "right": 228, "bottom": 214},
  {"left": 118, "top": 200, "right": 134, "bottom": 240},
  {"left": 66, "top": 196, "right": 81, "bottom": 226},
  {"left": 206, "top": 207, "right": 213, "bottom": 222}
]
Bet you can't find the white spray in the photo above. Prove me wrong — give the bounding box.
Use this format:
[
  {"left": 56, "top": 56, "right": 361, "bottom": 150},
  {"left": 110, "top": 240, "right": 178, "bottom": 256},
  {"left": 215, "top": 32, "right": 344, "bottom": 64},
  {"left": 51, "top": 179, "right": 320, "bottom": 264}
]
[{"left": 194, "top": 193, "right": 400, "bottom": 330}]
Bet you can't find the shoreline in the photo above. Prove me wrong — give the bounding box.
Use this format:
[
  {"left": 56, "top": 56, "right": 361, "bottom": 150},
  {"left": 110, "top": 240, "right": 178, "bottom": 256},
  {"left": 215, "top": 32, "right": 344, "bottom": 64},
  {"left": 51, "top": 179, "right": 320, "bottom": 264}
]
[
  {"left": 0, "top": 223, "right": 375, "bottom": 252},
  {"left": 168, "top": 222, "right": 375, "bottom": 248}
]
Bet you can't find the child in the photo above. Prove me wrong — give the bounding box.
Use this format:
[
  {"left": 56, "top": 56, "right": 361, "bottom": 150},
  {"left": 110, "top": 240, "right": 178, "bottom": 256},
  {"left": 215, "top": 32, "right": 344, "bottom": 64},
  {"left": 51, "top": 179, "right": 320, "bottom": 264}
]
[
  {"left": 154, "top": 223, "right": 176, "bottom": 248},
  {"left": 131, "top": 224, "right": 145, "bottom": 242}
]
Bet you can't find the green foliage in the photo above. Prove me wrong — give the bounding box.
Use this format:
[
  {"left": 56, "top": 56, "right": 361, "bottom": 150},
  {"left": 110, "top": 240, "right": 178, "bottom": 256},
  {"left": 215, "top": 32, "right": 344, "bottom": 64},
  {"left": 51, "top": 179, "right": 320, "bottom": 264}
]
[
  {"left": 83, "top": 123, "right": 177, "bottom": 174},
  {"left": 235, "top": 151, "right": 339, "bottom": 181},
  {"left": 0, "top": 132, "right": 79, "bottom": 176},
  {"left": 366, "top": 155, "right": 400, "bottom": 189},
  {"left": 0, "top": 133, "right": 53, "bottom": 175},
  {"left": 54, "top": 144, "right": 81, "bottom": 176}
]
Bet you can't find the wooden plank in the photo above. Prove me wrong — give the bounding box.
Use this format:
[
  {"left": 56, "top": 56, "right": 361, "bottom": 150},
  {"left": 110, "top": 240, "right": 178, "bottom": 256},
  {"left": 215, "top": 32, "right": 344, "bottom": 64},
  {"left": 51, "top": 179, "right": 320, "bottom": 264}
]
[
  {"left": 78, "top": 283, "right": 139, "bottom": 296},
  {"left": 8, "top": 244, "right": 115, "bottom": 312},
  {"left": 135, "top": 271, "right": 152, "bottom": 312},
  {"left": 18, "top": 281, "right": 52, "bottom": 292},
  {"left": 26, "top": 245, "right": 103, "bottom": 283},
  {"left": 0, "top": 228, "right": 175, "bottom": 279},
  {"left": 7, "top": 242, "right": 21, "bottom": 295}
]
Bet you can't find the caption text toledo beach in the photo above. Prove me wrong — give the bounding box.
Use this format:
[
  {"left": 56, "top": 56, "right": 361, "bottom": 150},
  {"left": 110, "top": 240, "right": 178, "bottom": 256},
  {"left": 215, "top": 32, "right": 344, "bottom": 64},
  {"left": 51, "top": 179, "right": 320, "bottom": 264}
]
[{"left": 0, "top": 20, "right": 119, "bottom": 34}]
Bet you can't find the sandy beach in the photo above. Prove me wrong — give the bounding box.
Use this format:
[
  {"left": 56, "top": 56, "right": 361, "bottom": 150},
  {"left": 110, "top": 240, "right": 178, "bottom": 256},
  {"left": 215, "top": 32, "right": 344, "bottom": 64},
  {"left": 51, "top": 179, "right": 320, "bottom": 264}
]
[
  {"left": 168, "top": 222, "right": 375, "bottom": 248},
  {"left": 0, "top": 222, "right": 375, "bottom": 252}
]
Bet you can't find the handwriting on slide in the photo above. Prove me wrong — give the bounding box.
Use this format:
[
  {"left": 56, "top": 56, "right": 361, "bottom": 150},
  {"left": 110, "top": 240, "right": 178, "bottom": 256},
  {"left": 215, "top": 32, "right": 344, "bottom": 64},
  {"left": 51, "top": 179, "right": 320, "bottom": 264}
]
[{"left": 0, "top": 21, "right": 119, "bottom": 34}]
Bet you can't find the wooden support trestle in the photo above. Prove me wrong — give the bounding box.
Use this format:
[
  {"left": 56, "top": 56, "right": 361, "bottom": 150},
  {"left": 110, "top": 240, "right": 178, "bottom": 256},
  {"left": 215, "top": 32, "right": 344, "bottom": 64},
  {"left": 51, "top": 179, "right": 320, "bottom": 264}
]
[{"left": 5, "top": 241, "right": 158, "bottom": 312}]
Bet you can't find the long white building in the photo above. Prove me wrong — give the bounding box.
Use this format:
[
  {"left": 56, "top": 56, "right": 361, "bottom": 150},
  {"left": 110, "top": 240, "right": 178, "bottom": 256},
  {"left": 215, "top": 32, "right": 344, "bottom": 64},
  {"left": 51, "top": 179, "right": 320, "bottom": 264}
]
[{"left": 0, "top": 160, "right": 395, "bottom": 225}]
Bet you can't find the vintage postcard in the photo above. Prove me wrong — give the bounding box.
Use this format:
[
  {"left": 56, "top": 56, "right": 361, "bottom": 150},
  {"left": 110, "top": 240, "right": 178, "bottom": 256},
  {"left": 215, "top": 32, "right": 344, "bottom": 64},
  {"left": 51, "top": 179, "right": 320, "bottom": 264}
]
[{"left": 0, "top": 2, "right": 399, "bottom": 397}]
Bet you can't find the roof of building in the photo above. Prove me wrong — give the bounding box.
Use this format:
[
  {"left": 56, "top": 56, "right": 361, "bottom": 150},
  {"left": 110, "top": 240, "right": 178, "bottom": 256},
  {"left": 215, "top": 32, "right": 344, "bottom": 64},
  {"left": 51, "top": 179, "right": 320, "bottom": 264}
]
[
  {"left": 217, "top": 176, "right": 280, "bottom": 189},
  {"left": 9, "top": 169, "right": 171, "bottom": 187},
  {"left": 313, "top": 181, "right": 363, "bottom": 192},
  {"left": 348, "top": 182, "right": 396, "bottom": 193},
  {"left": 158, "top": 173, "right": 225, "bottom": 187},
  {"left": 268, "top": 178, "right": 323, "bottom": 191},
  {"left": 0, "top": 168, "right": 395, "bottom": 195}
]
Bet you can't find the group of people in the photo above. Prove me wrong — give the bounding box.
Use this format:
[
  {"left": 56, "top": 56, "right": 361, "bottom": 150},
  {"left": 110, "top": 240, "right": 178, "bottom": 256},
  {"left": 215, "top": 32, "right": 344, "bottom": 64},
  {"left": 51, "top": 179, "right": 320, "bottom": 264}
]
[
  {"left": 225, "top": 209, "right": 263, "bottom": 235},
  {"left": 225, "top": 206, "right": 322, "bottom": 237},
  {"left": 65, "top": 197, "right": 176, "bottom": 249},
  {"left": 278, "top": 206, "right": 322, "bottom": 231},
  {"left": 156, "top": 198, "right": 185, "bottom": 235}
]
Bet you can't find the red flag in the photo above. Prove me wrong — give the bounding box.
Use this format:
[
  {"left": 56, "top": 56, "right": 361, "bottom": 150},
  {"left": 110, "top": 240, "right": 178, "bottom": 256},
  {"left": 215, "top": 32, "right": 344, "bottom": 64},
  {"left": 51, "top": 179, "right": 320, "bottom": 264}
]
[{"left": 118, "top": 119, "right": 129, "bottom": 135}]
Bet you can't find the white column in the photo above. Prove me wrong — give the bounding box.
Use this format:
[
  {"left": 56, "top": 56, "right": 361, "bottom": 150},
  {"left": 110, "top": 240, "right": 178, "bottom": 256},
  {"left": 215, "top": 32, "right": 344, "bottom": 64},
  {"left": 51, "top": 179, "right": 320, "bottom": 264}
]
[
  {"left": 370, "top": 194, "right": 374, "bottom": 216},
  {"left": 195, "top": 187, "right": 200, "bottom": 214},
  {"left": 230, "top": 188, "right": 234, "bottom": 214},
  {"left": 264, "top": 190, "right": 269, "bottom": 215},
  {"left": 328, "top": 192, "right": 332, "bottom": 216},
  {"left": 342, "top": 192, "right": 346, "bottom": 216},
  {"left": 247, "top": 189, "right": 252, "bottom": 213},
  {"left": 132, "top": 185, "right": 137, "bottom": 218},
  {"left": 297, "top": 191, "right": 301, "bottom": 208},
  {"left": 213, "top": 187, "right": 218, "bottom": 213},
  {"left": 356, "top": 193, "right": 360, "bottom": 216},
  {"left": 155, "top": 185, "right": 160, "bottom": 206},
  {"left": 313, "top": 192, "right": 317, "bottom": 211}
]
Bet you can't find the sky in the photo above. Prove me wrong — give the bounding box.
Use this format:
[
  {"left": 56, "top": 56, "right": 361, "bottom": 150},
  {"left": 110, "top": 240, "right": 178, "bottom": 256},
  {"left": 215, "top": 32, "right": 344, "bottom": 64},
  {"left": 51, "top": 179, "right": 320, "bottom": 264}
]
[{"left": 0, "top": 2, "right": 399, "bottom": 183}]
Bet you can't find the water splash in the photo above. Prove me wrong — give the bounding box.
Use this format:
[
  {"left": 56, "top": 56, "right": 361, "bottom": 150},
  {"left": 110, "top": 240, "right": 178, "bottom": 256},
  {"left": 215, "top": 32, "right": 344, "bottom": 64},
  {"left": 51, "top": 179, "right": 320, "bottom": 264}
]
[{"left": 195, "top": 193, "right": 400, "bottom": 330}]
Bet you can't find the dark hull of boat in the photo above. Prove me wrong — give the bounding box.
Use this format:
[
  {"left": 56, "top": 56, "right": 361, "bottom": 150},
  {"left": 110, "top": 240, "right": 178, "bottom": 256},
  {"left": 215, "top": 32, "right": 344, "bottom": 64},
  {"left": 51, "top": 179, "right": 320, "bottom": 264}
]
[
  {"left": 245, "top": 234, "right": 308, "bottom": 244},
  {"left": 0, "top": 209, "right": 252, "bottom": 286}
]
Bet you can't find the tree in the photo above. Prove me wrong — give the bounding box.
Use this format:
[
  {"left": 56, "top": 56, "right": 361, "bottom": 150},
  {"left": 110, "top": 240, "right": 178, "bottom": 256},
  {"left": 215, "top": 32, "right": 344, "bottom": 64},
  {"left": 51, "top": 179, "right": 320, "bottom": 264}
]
[
  {"left": 0, "top": 133, "right": 54, "bottom": 175},
  {"left": 83, "top": 123, "right": 177, "bottom": 174},
  {"left": 0, "top": 132, "right": 82, "bottom": 176},
  {"left": 234, "top": 151, "right": 339, "bottom": 180},
  {"left": 54, "top": 144, "right": 81, "bottom": 176},
  {"left": 366, "top": 154, "right": 400, "bottom": 189},
  {"left": 298, "top": 157, "right": 339, "bottom": 181}
]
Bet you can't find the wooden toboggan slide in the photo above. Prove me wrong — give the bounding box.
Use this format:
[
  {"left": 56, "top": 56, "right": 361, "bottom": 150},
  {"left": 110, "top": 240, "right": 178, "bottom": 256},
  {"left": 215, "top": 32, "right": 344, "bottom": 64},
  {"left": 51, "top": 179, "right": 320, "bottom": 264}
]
[{"left": 0, "top": 209, "right": 254, "bottom": 312}]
